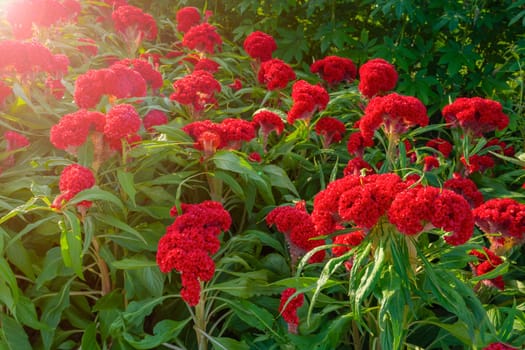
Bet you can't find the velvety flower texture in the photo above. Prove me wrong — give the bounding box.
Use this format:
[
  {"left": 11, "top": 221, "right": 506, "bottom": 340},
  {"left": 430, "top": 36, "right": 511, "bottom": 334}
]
[
  {"left": 182, "top": 23, "right": 222, "bottom": 54},
  {"left": 358, "top": 58, "right": 398, "bottom": 98},
  {"left": 346, "top": 131, "right": 374, "bottom": 157},
  {"left": 287, "top": 80, "right": 329, "bottom": 124},
  {"left": 473, "top": 198, "right": 525, "bottom": 253},
  {"left": 257, "top": 58, "right": 296, "bottom": 91},
  {"left": 252, "top": 110, "right": 285, "bottom": 137},
  {"left": 279, "top": 288, "right": 304, "bottom": 334},
  {"left": 426, "top": 137, "right": 453, "bottom": 158},
  {"left": 310, "top": 55, "right": 357, "bottom": 86},
  {"left": 156, "top": 201, "right": 231, "bottom": 306},
  {"left": 442, "top": 97, "right": 509, "bottom": 136},
  {"left": 423, "top": 155, "right": 440, "bottom": 171},
  {"left": 4, "top": 131, "right": 30, "bottom": 151},
  {"left": 104, "top": 104, "right": 141, "bottom": 142},
  {"left": 359, "top": 93, "right": 428, "bottom": 141},
  {"left": 388, "top": 186, "right": 474, "bottom": 245},
  {"left": 460, "top": 154, "right": 495, "bottom": 175},
  {"left": 470, "top": 247, "right": 505, "bottom": 290},
  {"left": 332, "top": 230, "right": 365, "bottom": 257},
  {"left": 482, "top": 342, "right": 518, "bottom": 350},
  {"left": 170, "top": 70, "right": 221, "bottom": 112},
  {"left": 343, "top": 157, "right": 375, "bottom": 176},
  {"left": 143, "top": 110, "right": 169, "bottom": 132},
  {"left": 193, "top": 58, "right": 220, "bottom": 73},
  {"left": 113, "top": 58, "right": 163, "bottom": 90},
  {"left": 105, "top": 64, "right": 147, "bottom": 100},
  {"left": 0, "top": 40, "right": 63, "bottom": 78},
  {"left": 50, "top": 109, "right": 105, "bottom": 152},
  {"left": 52, "top": 163, "right": 95, "bottom": 210},
  {"left": 266, "top": 205, "right": 326, "bottom": 263},
  {"left": 443, "top": 174, "right": 484, "bottom": 208},
  {"left": 176, "top": 6, "right": 201, "bottom": 33},
  {"left": 111, "top": 5, "right": 158, "bottom": 41},
  {"left": 243, "top": 31, "right": 277, "bottom": 62},
  {"left": 315, "top": 116, "right": 346, "bottom": 147},
  {"left": 73, "top": 68, "right": 115, "bottom": 108}
]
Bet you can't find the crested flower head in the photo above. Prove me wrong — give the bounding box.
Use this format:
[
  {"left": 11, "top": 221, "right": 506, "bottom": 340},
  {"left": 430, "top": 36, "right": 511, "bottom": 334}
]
[
  {"left": 279, "top": 288, "right": 304, "bottom": 334},
  {"left": 143, "top": 110, "right": 169, "bottom": 132},
  {"left": 358, "top": 58, "right": 398, "bottom": 98},
  {"left": 315, "top": 116, "right": 346, "bottom": 147},
  {"left": 257, "top": 58, "right": 296, "bottom": 91},
  {"left": 111, "top": 5, "right": 158, "bottom": 41},
  {"left": 176, "top": 6, "right": 201, "bottom": 33},
  {"left": 53, "top": 163, "right": 96, "bottom": 210},
  {"left": 50, "top": 109, "right": 105, "bottom": 153},
  {"left": 170, "top": 70, "right": 221, "bottom": 113},
  {"left": 182, "top": 23, "right": 222, "bottom": 54},
  {"left": 287, "top": 80, "right": 329, "bottom": 124},
  {"left": 104, "top": 104, "right": 141, "bottom": 141},
  {"left": 243, "top": 31, "right": 277, "bottom": 62},
  {"left": 311, "top": 55, "right": 357, "bottom": 86}
]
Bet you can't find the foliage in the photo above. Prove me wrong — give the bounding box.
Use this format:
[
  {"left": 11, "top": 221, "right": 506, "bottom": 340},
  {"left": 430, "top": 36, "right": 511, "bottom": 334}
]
[{"left": 0, "top": 1, "right": 524, "bottom": 350}]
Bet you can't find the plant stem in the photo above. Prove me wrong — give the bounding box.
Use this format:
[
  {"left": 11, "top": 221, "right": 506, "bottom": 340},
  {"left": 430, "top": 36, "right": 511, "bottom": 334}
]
[
  {"left": 194, "top": 289, "right": 208, "bottom": 350},
  {"left": 92, "top": 237, "right": 111, "bottom": 295}
]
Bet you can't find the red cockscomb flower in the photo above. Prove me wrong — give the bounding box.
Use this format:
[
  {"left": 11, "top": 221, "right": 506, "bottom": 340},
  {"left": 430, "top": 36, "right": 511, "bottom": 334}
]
[
  {"left": 287, "top": 80, "right": 329, "bottom": 124},
  {"left": 257, "top": 58, "right": 296, "bottom": 91},
  {"left": 243, "top": 31, "right": 277, "bottom": 62},
  {"left": 252, "top": 110, "right": 284, "bottom": 136},
  {"left": 182, "top": 23, "right": 222, "bottom": 54},
  {"left": 193, "top": 58, "right": 220, "bottom": 73},
  {"left": 219, "top": 118, "right": 256, "bottom": 150},
  {"left": 3, "top": 130, "right": 30, "bottom": 167},
  {"left": 104, "top": 104, "right": 141, "bottom": 142},
  {"left": 113, "top": 58, "right": 163, "bottom": 90},
  {"left": 73, "top": 68, "right": 115, "bottom": 108},
  {"left": 460, "top": 154, "right": 495, "bottom": 175},
  {"left": 443, "top": 174, "right": 484, "bottom": 208},
  {"left": 482, "top": 342, "right": 518, "bottom": 350},
  {"left": 170, "top": 70, "right": 221, "bottom": 113},
  {"left": 347, "top": 131, "right": 374, "bottom": 157},
  {"left": 112, "top": 5, "right": 158, "bottom": 41},
  {"left": 0, "top": 82, "right": 13, "bottom": 105},
  {"left": 229, "top": 78, "right": 242, "bottom": 91},
  {"left": 343, "top": 157, "right": 375, "bottom": 176},
  {"left": 423, "top": 155, "right": 440, "bottom": 171},
  {"left": 0, "top": 40, "right": 57, "bottom": 78},
  {"left": 52, "top": 163, "right": 95, "bottom": 211},
  {"left": 50, "top": 109, "right": 105, "bottom": 153},
  {"left": 46, "top": 77, "right": 66, "bottom": 99},
  {"left": 156, "top": 201, "right": 231, "bottom": 306},
  {"left": 106, "top": 64, "right": 147, "bottom": 100},
  {"left": 267, "top": 205, "right": 326, "bottom": 264},
  {"left": 470, "top": 247, "right": 505, "bottom": 290},
  {"left": 442, "top": 97, "right": 509, "bottom": 136},
  {"left": 332, "top": 230, "right": 366, "bottom": 257},
  {"left": 310, "top": 55, "right": 357, "bottom": 86},
  {"left": 315, "top": 117, "right": 346, "bottom": 148},
  {"left": 358, "top": 58, "right": 398, "bottom": 98},
  {"left": 176, "top": 6, "right": 201, "bottom": 33},
  {"left": 473, "top": 198, "right": 525, "bottom": 254},
  {"left": 143, "top": 110, "right": 169, "bottom": 132},
  {"left": 426, "top": 138, "right": 453, "bottom": 158},
  {"left": 279, "top": 288, "right": 304, "bottom": 334}
]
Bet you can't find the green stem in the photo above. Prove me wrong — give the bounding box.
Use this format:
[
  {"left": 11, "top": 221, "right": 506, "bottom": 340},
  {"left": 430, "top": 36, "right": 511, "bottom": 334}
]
[{"left": 194, "top": 289, "right": 208, "bottom": 350}]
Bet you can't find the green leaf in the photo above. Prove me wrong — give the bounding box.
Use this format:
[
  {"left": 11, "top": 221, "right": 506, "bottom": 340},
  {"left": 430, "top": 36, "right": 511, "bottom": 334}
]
[
  {"left": 40, "top": 278, "right": 73, "bottom": 350},
  {"left": 117, "top": 169, "right": 137, "bottom": 206},
  {"left": 122, "top": 319, "right": 189, "bottom": 349},
  {"left": 212, "top": 170, "right": 245, "bottom": 200},
  {"left": 222, "top": 299, "right": 280, "bottom": 338},
  {"left": 69, "top": 187, "right": 125, "bottom": 211},
  {"left": 262, "top": 164, "right": 299, "bottom": 196},
  {"left": 210, "top": 336, "right": 250, "bottom": 350},
  {"left": 112, "top": 257, "right": 159, "bottom": 270},
  {"left": 94, "top": 213, "right": 147, "bottom": 245},
  {"left": 15, "top": 296, "right": 47, "bottom": 330},
  {"left": 60, "top": 210, "right": 84, "bottom": 279},
  {"left": 81, "top": 323, "right": 101, "bottom": 350},
  {"left": 0, "top": 257, "right": 19, "bottom": 308},
  {"left": 0, "top": 314, "right": 32, "bottom": 350}
]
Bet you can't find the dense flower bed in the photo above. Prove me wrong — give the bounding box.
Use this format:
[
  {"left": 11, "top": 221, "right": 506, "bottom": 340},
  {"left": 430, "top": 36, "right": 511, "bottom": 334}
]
[{"left": 0, "top": 1, "right": 524, "bottom": 349}]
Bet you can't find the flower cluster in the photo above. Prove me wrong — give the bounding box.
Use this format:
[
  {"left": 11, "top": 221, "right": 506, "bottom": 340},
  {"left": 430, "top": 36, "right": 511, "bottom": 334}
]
[
  {"left": 182, "top": 118, "right": 255, "bottom": 155},
  {"left": 2, "top": 131, "right": 30, "bottom": 169},
  {"left": 426, "top": 137, "right": 453, "bottom": 158},
  {"left": 176, "top": 6, "right": 202, "bottom": 33},
  {"left": 470, "top": 247, "right": 505, "bottom": 290},
  {"left": 156, "top": 201, "right": 231, "bottom": 306},
  {"left": 243, "top": 31, "right": 277, "bottom": 62},
  {"left": 52, "top": 163, "right": 96, "bottom": 211},
  {"left": 266, "top": 204, "right": 326, "bottom": 263},
  {"left": 358, "top": 58, "right": 398, "bottom": 98},
  {"left": 50, "top": 109, "right": 105, "bottom": 153},
  {"left": 279, "top": 288, "right": 304, "bottom": 334},
  {"left": 111, "top": 5, "right": 158, "bottom": 41},
  {"left": 143, "top": 110, "right": 169, "bottom": 132},
  {"left": 182, "top": 23, "right": 222, "bottom": 54},
  {"left": 104, "top": 104, "right": 141, "bottom": 147},
  {"left": 347, "top": 131, "right": 374, "bottom": 157},
  {"left": 314, "top": 116, "right": 346, "bottom": 148},
  {"left": 359, "top": 93, "right": 428, "bottom": 141},
  {"left": 482, "top": 343, "right": 518, "bottom": 350},
  {"left": 287, "top": 80, "right": 329, "bottom": 124},
  {"left": 113, "top": 58, "right": 163, "bottom": 90},
  {"left": 443, "top": 174, "right": 484, "bottom": 208},
  {"left": 170, "top": 70, "right": 221, "bottom": 113},
  {"left": 442, "top": 97, "right": 509, "bottom": 136},
  {"left": 310, "top": 55, "right": 357, "bottom": 86},
  {"left": 257, "top": 58, "right": 296, "bottom": 91}
]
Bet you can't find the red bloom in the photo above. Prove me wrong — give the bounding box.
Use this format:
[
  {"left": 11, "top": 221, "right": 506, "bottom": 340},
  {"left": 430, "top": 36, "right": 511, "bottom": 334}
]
[
  {"left": 470, "top": 247, "right": 505, "bottom": 290},
  {"left": 53, "top": 164, "right": 95, "bottom": 210},
  {"left": 219, "top": 118, "right": 256, "bottom": 150},
  {"left": 46, "top": 77, "right": 65, "bottom": 99},
  {"left": 111, "top": 5, "right": 158, "bottom": 41},
  {"left": 4, "top": 131, "right": 30, "bottom": 155},
  {"left": 143, "top": 110, "right": 169, "bottom": 132},
  {"left": 343, "top": 157, "right": 375, "bottom": 176},
  {"left": 315, "top": 116, "right": 346, "bottom": 147},
  {"left": 332, "top": 230, "right": 365, "bottom": 257},
  {"left": 287, "top": 80, "right": 329, "bottom": 124},
  {"left": 229, "top": 79, "right": 242, "bottom": 91},
  {"left": 442, "top": 97, "right": 509, "bottom": 136},
  {"left": 346, "top": 131, "right": 374, "bottom": 157},
  {"left": 443, "top": 175, "right": 484, "bottom": 208},
  {"left": 106, "top": 64, "right": 147, "bottom": 100},
  {"left": 485, "top": 138, "right": 514, "bottom": 157},
  {"left": 267, "top": 205, "right": 326, "bottom": 263},
  {"left": 358, "top": 58, "right": 398, "bottom": 98},
  {"left": 182, "top": 118, "right": 255, "bottom": 152},
  {"left": 73, "top": 68, "right": 115, "bottom": 108},
  {"left": 473, "top": 198, "right": 525, "bottom": 253},
  {"left": 359, "top": 93, "right": 428, "bottom": 140},
  {"left": 170, "top": 70, "right": 221, "bottom": 112},
  {"left": 156, "top": 201, "right": 231, "bottom": 306},
  {"left": 426, "top": 138, "right": 453, "bottom": 158},
  {"left": 252, "top": 110, "right": 285, "bottom": 136},
  {"left": 461, "top": 154, "right": 495, "bottom": 175},
  {"left": 423, "top": 155, "right": 440, "bottom": 171},
  {"left": 483, "top": 342, "right": 518, "bottom": 350},
  {"left": 193, "top": 58, "right": 220, "bottom": 73},
  {"left": 50, "top": 109, "right": 105, "bottom": 152},
  {"left": 310, "top": 55, "right": 357, "bottom": 86},
  {"left": 176, "top": 6, "right": 201, "bottom": 33},
  {"left": 0, "top": 40, "right": 57, "bottom": 78},
  {"left": 182, "top": 23, "right": 222, "bottom": 54},
  {"left": 243, "top": 31, "right": 277, "bottom": 62},
  {"left": 248, "top": 152, "right": 262, "bottom": 162},
  {"left": 113, "top": 58, "right": 163, "bottom": 90},
  {"left": 104, "top": 104, "right": 141, "bottom": 141},
  {"left": 279, "top": 288, "right": 304, "bottom": 334},
  {"left": 257, "top": 58, "right": 296, "bottom": 91},
  {"left": 0, "top": 81, "right": 13, "bottom": 105}
]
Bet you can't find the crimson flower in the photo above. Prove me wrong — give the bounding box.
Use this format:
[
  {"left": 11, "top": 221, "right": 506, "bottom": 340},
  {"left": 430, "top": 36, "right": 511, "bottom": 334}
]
[
  {"left": 50, "top": 109, "right": 105, "bottom": 153},
  {"left": 346, "top": 131, "right": 374, "bottom": 157},
  {"left": 426, "top": 137, "right": 453, "bottom": 158},
  {"left": 176, "top": 6, "right": 201, "bottom": 33},
  {"left": 0, "top": 40, "right": 59, "bottom": 78},
  {"left": 279, "top": 288, "right": 304, "bottom": 334},
  {"left": 143, "top": 110, "right": 169, "bottom": 132},
  {"left": 243, "top": 31, "right": 277, "bottom": 62},
  {"left": 423, "top": 155, "right": 440, "bottom": 171},
  {"left": 0, "top": 82, "right": 13, "bottom": 105},
  {"left": 287, "top": 80, "right": 329, "bottom": 124},
  {"left": 482, "top": 342, "right": 518, "bottom": 350},
  {"left": 257, "top": 58, "right": 296, "bottom": 91},
  {"left": 182, "top": 23, "right": 222, "bottom": 54},
  {"left": 343, "top": 157, "right": 375, "bottom": 176},
  {"left": 104, "top": 104, "right": 141, "bottom": 143},
  {"left": 358, "top": 58, "right": 398, "bottom": 98},
  {"left": 470, "top": 247, "right": 505, "bottom": 290},
  {"left": 252, "top": 110, "right": 285, "bottom": 147},
  {"left": 112, "top": 5, "right": 158, "bottom": 41},
  {"left": 78, "top": 38, "right": 98, "bottom": 57},
  {"left": 460, "top": 154, "right": 495, "bottom": 175},
  {"left": 443, "top": 174, "right": 484, "bottom": 208},
  {"left": 310, "top": 55, "right": 357, "bottom": 86},
  {"left": 52, "top": 164, "right": 96, "bottom": 211},
  {"left": 170, "top": 70, "right": 221, "bottom": 113},
  {"left": 315, "top": 116, "right": 346, "bottom": 148},
  {"left": 112, "top": 58, "right": 163, "bottom": 90},
  {"left": 332, "top": 230, "right": 366, "bottom": 257}
]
